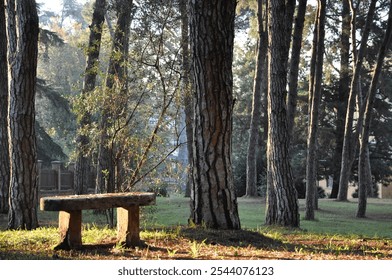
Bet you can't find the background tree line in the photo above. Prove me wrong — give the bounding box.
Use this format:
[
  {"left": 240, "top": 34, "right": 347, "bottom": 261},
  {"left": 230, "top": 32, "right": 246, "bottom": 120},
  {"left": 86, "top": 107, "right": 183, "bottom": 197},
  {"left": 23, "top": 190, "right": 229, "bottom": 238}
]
[{"left": 232, "top": 0, "right": 391, "bottom": 223}]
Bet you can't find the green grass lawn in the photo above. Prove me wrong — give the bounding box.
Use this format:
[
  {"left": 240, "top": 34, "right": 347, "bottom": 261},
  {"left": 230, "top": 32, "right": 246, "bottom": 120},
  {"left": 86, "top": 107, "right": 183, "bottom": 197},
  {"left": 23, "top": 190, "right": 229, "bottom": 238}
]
[
  {"left": 2, "top": 195, "right": 390, "bottom": 238},
  {"left": 299, "top": 199, "right": 392, "bottom": 238},
  {"left": 149, "top": 196, "right": 392, "bottom": 238}
]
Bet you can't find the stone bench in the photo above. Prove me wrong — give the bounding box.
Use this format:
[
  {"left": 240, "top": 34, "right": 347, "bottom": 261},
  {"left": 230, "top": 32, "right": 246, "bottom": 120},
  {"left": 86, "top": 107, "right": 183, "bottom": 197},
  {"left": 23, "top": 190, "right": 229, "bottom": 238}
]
[{"left": 40, "top": 192, "right": 156, "bottom": 250}]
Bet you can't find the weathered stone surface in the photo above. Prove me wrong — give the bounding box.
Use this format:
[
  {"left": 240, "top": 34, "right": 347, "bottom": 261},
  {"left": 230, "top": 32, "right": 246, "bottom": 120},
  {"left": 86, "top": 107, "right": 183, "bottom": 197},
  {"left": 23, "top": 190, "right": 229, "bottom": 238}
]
[
  {"left": 55, "top": 210, "right": 82, "bottom": 250},
  {"left": 117, "top": 206, "right": 142, "bottom": 247},
  {"left": 40, "top": 192, "right": 156, "bottom": 211},
  {"left": 39, "top": 192, "right": 156, "bottom": 250}
]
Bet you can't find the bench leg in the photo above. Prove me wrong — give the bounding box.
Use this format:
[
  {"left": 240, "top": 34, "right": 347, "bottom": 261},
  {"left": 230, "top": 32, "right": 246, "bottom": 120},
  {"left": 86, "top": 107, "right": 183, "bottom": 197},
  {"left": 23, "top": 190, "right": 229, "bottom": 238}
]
[
  {"left": 117, "top": 206, "right": 142, "bottom": 247},
  {"left": 54, "top": 210, "right": 82, "bottom": 250}
]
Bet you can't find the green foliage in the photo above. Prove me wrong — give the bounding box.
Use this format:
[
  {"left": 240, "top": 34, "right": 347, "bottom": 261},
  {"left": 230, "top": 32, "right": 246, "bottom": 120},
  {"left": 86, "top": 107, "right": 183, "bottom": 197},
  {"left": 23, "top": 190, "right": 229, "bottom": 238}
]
[
  {"left": 35, "top": 80, "right": 76, "bottom": 160},
  {"left": 60, "top": 0, "right": 84, "bottom": 23},
  {"left": 70, "top": 0, "right": 185, "bottom": 192},
  {"left": 189, "top": 239, "right": 206, "bottom": 258},
  {"left": 35, "top": 122, "right": 67, "bottom": 163},
  {"left": 36, "top": 4, "right": 90, "bottom": 163},
  {"left": 35, "top": 0, "right": 188, "bottom": 192},
  {"left": 82, "top": 224, "right": 116, "bottom": 244},
  {"left": 38, "top": 29, "right": 64, "bottom": 62},
  {"left": 147, "top": 183, "right": 169, "bottom": 197}
]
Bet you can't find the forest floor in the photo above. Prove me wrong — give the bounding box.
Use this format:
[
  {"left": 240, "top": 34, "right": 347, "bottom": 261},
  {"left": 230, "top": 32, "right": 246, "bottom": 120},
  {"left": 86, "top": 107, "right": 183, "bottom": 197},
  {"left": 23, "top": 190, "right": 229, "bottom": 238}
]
[{"left": 0, "top": 196, "right": 391, "bottom": 260}]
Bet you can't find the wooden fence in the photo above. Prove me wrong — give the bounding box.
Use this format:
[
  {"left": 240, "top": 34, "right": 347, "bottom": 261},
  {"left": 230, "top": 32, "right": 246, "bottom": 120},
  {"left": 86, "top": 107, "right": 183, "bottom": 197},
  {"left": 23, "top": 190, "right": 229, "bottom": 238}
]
[
  {"left": 38, "top": 161, "right": 94, "bottom": 195},
  {"left": 38, "top": 161, "right": 392, "bottom": 199}
]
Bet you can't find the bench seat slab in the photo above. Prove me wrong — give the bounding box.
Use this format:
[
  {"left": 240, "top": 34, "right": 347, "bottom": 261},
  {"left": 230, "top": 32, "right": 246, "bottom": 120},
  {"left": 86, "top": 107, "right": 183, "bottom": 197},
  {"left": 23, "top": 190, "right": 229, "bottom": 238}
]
[{"left": 40, "top": 192, "right": 156, "bottom": 211}]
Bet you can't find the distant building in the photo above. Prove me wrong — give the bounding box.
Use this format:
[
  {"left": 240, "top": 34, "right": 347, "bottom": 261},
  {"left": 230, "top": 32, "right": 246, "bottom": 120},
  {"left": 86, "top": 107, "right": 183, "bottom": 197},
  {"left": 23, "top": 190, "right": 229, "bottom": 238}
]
[{"left": 380, "top": 183, "right": 392, "bottom": 199}]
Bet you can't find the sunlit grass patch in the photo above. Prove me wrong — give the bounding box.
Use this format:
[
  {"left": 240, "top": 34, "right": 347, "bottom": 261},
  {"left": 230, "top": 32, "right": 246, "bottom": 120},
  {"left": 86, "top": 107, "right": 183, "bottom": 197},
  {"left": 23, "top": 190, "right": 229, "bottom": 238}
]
[
  {"left": 82, "top": 224, "right": 117, "bottom": 245},
  {"left": 0, "top": 227, "right": 59, "bottom": 259},
  {"left": 0, "top": 227, "right": 58, "bottom": 248}
]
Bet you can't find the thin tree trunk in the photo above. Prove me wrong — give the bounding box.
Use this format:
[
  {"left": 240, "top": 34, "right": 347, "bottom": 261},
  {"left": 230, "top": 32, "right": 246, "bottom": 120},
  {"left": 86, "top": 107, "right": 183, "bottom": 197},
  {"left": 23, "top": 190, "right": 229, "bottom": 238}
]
[
  {"left": 7, "top": 0, "right": 39, "bottom": 230},
  {"left": 189, "top": 0, "right": 240, "bottom": 229},
  {"left": 284, "top": 0, "right": 296, "bottom": 67},
  {"left": 74, "top": 0, "right": 107, "bottom": 195},
  {"left": 305, "top": 2, "right": 318, "bottom": 220},
  {"left": 265, "top": 0, "right": 299, "bottom": 227},
  {"left": 0, "top": 0, "right": 9, "bottom": 214},
  {"left": 337, "top": 0, "right": 377, "bottom": 201},
  {"left": 357, "top": 145, "right": 372, "bottom": 217},
  {"left": 179, "top": 0, "right": 193, "bottom": 198},
  {"left": 96, "top": 0, "right": 132, "bottom": 228},
  {"left": 364, "top": 146, "right": 373, "bottom": 197},
  {"left": 357, "top": 3, "right": 392, "bottom": 217},
  {"left": 97, "top": 0, "right": 132, "bottom": 195},
  {"left": 246, "top": 0, "right": 266, "bottom": 197},
  {"left": 287, "top": 0, "right": 308, "bottom": 140},
  {"left": 330, "top": 0, "right": 350, "bottom": 199},
  {"left": 105, "top": 12, "right": 115, "bottom": 39},
  {"left": 305, "top": 0, "right": 326, "bottom": 220}
]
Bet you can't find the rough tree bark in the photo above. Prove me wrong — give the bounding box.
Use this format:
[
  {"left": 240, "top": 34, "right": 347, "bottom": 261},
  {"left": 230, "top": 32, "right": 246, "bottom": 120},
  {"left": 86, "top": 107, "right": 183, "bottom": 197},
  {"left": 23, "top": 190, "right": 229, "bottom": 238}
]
[
  {"left": 246, "top": 0, "right": 266, "bottom": 197},
  {"left": 265, "top": 0, "right": 299, "bottom": 227},
  {"left": 0, "top": 0, "right": 9, "bottom": 214},
  {"left": 189, "top": 0, "right": 240, "bottom": 229},
  {"left": 337, "top": 0, "right": 377, "bottom": 201},
  {"left": 7, "top": 0, "right": 40, "bottom": 229},
  {"left": 305, "top": 0, "right": 326, "bottom": 220},
  {"left": 357, "top": 2, "right": 392, "bottom": 218},
  {"left": 74, "top": 0, "right": 107, "bottom": 195}
]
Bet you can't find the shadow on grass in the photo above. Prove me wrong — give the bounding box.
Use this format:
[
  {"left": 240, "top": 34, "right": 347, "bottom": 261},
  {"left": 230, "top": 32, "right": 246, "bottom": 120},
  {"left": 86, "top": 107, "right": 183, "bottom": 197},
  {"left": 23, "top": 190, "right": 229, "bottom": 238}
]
[
  {"left": 180, "top": 227, "right": 283, "bottom": 249},
  {"left": 179, "top": 226, "right": 392, "bottom": 259}
]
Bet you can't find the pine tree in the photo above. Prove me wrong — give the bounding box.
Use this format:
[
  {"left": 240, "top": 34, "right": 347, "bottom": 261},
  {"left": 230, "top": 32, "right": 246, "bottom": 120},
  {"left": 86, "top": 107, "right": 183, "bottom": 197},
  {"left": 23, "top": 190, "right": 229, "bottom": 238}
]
[
  {"left": 7, "top": 0, "right": 40, "bottom": 229},
  {"left": 189, "top": 0, "right": 241, "bottom": 229}
]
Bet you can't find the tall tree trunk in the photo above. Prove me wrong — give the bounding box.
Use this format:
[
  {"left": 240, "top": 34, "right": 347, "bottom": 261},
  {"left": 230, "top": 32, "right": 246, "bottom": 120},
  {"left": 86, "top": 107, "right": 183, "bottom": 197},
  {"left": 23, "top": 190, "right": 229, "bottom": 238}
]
[
  {"left": 74, "top": 0, "right": 107, "bottom": 195},
  {"left": 337, "top": 0, "right": 377, "bottom": 201},
  {"left": 0, "top": 0, "right": 10, "bottom": 214},
  {"left": 265, "top": 0, "right": 299, "bottom": 227},
  {"left": 246, "top": 0, "right": 266, "bottom": 197},
  {"left": 305, "top": 0, "right": 326, "bottom": 220},
  {"left": 189, "top": 0, "right": 240, "bottom": 229},
  {"left": 96, "top": 0, "right": 132, "bottom": 195},
  {"left": 287, "top": 0, "right": 307, "bottom": 140},
  {"left": 7, "top": 0, "right": 39, "bottom": 230},
  {"left": 357, "top": 3, "right": 392, "bottom": 217},
  {"left": 357, "top": 145, "right": 372, "bottom": 217},
  {"left": 262, "top": 0, "right": 276, "bottom": 223},
  {"left": 284, "top": 0, "right": 296, "bottom": 63},
  {"left": 330, "top": 0, "right": 350, "bottom": 199},
  {"left": 179, "top": 0, "right": 193, "bottom": 198}
]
